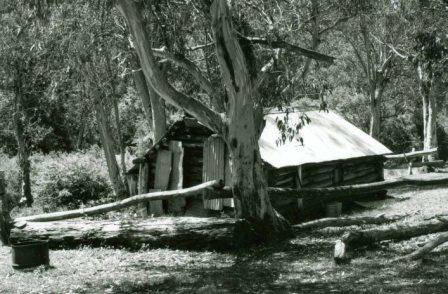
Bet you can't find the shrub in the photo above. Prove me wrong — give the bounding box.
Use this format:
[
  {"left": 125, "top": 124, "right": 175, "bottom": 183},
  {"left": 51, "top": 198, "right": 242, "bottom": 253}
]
[
  {"left": 0, "top": 151, "right": 21, "bottom": 202},
  {"left": 34, "top": 147, "right": 113, "bottom": 211}
]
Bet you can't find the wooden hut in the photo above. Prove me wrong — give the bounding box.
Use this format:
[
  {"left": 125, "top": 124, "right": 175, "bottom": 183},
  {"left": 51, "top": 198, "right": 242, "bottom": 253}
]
[
  {"left": 259, "top": 110, "right": 392, "bottom": 220},
  {"left": 127, "top": 110, "right": 392, "bottom": 220}
]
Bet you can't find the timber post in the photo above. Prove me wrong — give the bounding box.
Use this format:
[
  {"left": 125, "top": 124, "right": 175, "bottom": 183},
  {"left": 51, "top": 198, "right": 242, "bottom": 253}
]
[
  {"left": 135, "top": 156, "right": 149, "bottom": 217},
  {"left": 408, "top": 148, "right": 415, "bottom": 175},
  {"left": 0, "top": 171, "right": 13, "bottom": 245}
]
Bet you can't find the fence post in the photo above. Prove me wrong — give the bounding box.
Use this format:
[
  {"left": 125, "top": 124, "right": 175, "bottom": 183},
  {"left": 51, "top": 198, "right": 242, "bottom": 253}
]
[
  {"left": 408, "top": 148, "right": 416, "bottom": 176},
  {"left": 0, "top": 171, "right": 13, "bottom": 245}
]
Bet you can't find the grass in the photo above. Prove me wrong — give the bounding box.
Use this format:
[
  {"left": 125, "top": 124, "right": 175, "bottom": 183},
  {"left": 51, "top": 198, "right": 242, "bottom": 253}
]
[{"left": 2, "top": 179, "right": 448, "bottom": 292}]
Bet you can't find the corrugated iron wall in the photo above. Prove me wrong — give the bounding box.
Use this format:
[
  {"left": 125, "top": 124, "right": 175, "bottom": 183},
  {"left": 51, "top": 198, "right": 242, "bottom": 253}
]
[{"left": 203, "top": 136, "right": 234, "bottom": 210}]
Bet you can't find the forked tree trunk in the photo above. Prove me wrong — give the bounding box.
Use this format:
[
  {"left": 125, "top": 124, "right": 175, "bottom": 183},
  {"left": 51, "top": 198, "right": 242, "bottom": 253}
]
[
  {"left": 117, "top": 0, "right": 292, "bottom": 241},
  {"left": 94, "top": 98, "right": 127, "bottom": 199},
  {"left": 13, "top": 91, "right": 33, "bottom": 207},
  {"left": 211, "top": 1, "right": 292, "bottom": 242},
  {"left": 418, "top": 63, "right": 437, "bottom": 161}
]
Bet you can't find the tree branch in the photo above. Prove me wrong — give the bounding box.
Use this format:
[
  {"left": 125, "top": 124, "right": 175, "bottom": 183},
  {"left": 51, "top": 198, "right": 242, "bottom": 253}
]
[
  {"left": 243, "top": 36, "right": 335, "bottom": 63},
  {"left": 116, "top": 0, "right": 223, "bottom": 133},
  {"left": 152, "top": 47, "right": 221, "bottom": 106}
]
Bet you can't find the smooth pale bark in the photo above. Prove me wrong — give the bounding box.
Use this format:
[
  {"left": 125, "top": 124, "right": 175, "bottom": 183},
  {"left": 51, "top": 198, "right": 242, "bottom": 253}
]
[
  {"left": 418, "top": 63, "right": 438, "bottom": 161},
  {"left": 116, "top": 0, "right": 223, "bottom": 134},
  {"left": 94, "top": 99, "right": 127, "bottom": 199},
  {"left": 211, "top": 0, "right": 292, "bottom": 240},
  {"left": 13, "top": 91, "right": 33, "bottom": 207},
  {"left": 358, "top": 15, "right": 392, "bottom": 139},
  {"left": 133, "top": 68, "right": 153, "bottom": 128},
  {"left": 132, "top": 58, "right": 167, "bottom": 142},
  {"left": 148, "top": 86, "right": 167, "bottom": 142}
]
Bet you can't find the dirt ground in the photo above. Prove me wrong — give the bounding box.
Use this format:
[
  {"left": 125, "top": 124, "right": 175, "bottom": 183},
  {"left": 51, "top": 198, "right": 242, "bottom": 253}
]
[{"left": 2, "top": 179, "right": 448, "bottom": 293}]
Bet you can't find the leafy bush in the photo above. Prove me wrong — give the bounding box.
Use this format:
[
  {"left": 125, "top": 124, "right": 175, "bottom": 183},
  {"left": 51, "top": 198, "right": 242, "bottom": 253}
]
[
  {"left": 33, "top": 147, "right": 113, "bottom": 211},
  {"left": 0, "top": 151, "right": 21, "bottom": 202}
]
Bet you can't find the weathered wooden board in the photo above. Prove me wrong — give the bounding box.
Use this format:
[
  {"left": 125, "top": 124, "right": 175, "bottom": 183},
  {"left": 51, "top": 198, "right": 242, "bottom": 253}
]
[
  {"left": 137, "top": 162, "right": 149, "bottom": 217},
  {"left": 151, "top": 150, "right": 172, "bottom": 215},
  {"left": 167, "top": 141, "right": 185, "bottom": 213},
  {"left": 126, "top": 174, "right": 138, "bottom": 197}
]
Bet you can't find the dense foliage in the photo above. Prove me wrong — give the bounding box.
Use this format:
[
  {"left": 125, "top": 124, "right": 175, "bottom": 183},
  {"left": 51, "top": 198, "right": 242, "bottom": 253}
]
[
  {"left": 0, "top": 0, "right": 447, "bottom": 206},
  {"left": 0, "top": 148, "right": 114, "bottom": 210},
  {"left": 0, "top": 0, "right": 445, "bottom": 156}
]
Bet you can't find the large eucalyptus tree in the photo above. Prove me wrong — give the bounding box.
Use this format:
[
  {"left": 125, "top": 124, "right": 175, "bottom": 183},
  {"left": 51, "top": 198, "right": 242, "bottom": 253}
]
[{"left": 116, "top": 0, "right": 334, "bottom": 239}]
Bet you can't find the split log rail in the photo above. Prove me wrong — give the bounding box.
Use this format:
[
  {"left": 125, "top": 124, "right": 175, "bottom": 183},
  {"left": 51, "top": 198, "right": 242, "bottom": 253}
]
[{"left": 384, "top": 147, "right": 442, "bottom": 175}]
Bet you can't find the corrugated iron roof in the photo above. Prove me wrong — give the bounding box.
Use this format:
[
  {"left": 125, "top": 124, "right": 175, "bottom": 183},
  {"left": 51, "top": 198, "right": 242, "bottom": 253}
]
[{"left": 259, "top": 110, "right": 392, "bottom": 169}]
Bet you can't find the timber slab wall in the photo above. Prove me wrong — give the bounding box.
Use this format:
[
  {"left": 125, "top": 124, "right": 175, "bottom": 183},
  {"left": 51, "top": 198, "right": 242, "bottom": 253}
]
[{"left": 267, "top": 156, "right": 385, "bottom": 222}]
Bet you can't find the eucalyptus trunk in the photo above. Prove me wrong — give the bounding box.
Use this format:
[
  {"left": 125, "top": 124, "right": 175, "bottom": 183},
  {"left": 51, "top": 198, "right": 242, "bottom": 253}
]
[
  {"left": 117, "top": 0, "right": 292, "bottom": 241},
  {"left": 418, "top": 63, "right": 437, "bottom": 161},
  {"left": 211, "top": 0, "right": 292, "bottom": 241},
  {"left": 132, "top": 59, "right": 167, "bottom": 142},
  {"left": 368, "top": 78, "right": 386, "bottom": 139},
  {"left": 13, "top": 91, "right": 33, "bottom": 207},
  {"left": 94, "top": 99, "right": 127, "bottom": 199}
]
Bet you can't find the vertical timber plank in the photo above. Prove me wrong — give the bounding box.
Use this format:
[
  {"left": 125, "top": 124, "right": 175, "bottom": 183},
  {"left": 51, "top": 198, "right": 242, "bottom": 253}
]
[
  {"left": 296, "top": 166, "right": 304, "bottom": 217},
  {"left": 137, "top": 162, "right": 149, "bottom": 217},
  {"left": 203, "top": 136, "right": 225, "bottom": 210},
  {"left": 223, "top": 147, "right": 234, "bottom": 208},
  {"left": 167, "top": 141, "right": 185, "bottom": 214},
  {"left": 151, "top": 150, "right": 172, "bottom": 215},
  {"left": 126, "top": 174, "right": 138, "bottom": 196}
]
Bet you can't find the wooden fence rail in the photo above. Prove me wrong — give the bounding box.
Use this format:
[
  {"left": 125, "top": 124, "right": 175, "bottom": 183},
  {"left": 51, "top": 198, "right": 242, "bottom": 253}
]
[
  {"left": 17, "top": 180, "right": 223, "bottom": 223},
  {"left": 384, "top": 147, "right": 442, "bottom": 175},
  {"left": 384, "top": 147, "right": 438, "bottom": 160}
]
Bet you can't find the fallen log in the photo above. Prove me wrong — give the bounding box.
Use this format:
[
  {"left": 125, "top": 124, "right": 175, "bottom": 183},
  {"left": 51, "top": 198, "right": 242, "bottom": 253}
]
[
  {"left": 10, "top": 217, "right": 236, "bottom": 250},
  {"left": 334, "top": 216, "right": 448, "bottom": 264},
  {"left": 399, "top": 231, "right": 448, "bottom": 261},
  {"left": 17, "top": 180, "right": 223, "bottom": 223},
  {"left": 294, "top": 214, "right": 404, "bottom": 232}
]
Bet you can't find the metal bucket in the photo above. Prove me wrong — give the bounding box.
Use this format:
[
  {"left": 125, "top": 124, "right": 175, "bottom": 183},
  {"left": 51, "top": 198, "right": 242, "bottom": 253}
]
[
  {"left": 326, "top": 202, "right": 342, "bottom": 217},
  {"left": 11, "top": 240, "right": 49, "bottom": 269}
]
